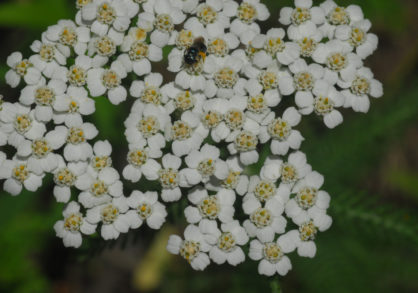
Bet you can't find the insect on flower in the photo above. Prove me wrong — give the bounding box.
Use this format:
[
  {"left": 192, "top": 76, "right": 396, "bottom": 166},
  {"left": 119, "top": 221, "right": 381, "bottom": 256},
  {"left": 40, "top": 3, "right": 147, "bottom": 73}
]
[{"left": 183, "top": 37, "right": 208, "bottom": 66}]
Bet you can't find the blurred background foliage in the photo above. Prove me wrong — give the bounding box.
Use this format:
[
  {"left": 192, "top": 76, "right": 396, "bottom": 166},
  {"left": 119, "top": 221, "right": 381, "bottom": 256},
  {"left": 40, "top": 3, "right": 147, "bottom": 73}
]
[{"left": 0, "top": 0, "right": 418, "bottom": 292}]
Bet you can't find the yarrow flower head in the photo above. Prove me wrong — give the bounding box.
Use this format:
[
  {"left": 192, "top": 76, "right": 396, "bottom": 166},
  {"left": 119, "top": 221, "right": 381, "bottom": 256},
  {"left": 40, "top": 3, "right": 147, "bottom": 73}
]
[{"left": 0, "top": 0, "right": 383, "bottom": 278}]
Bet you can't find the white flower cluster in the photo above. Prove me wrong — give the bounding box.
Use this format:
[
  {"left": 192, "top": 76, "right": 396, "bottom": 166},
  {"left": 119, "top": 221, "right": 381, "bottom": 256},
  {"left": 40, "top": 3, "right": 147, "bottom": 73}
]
[{"left": 0, "top": 0, "right": 382, "bottom": 277}]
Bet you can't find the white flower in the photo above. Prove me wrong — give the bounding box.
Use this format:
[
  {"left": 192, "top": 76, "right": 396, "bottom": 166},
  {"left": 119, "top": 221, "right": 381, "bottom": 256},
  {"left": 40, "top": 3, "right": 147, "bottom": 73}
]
[
  {"left": 77, "top": 166, "right": 123, "bottom": 208},
  {"left": 88, "top": 140, "right": 113, "bottom": 173},
  {"left": 88, "top": 35, "right": 118, "bottom": 67},
  {"left": 139, "top": 0, "right": 186, "bottom": 47},
  {"left": 299, "top": 79, "right": 345, "bottom": 128},
  {"left": 19, "top": 78, "right": 67, "bottom": 122},
  {"left": 250, "top": 28, "right": 300, "bottom": 68},
  {"left": 120, "top": 26, "right": 152, "bottom": 51},
  {"left": 118, "top": 39, "right": 163, "bottom": 76},
  {"left": 200, "top": 97, "right": 243, "bottom": 143},
  {"left": 169, "top": 0, "right": 199, "bottom": 14},
  {"left": 54, "top": 201, "right": 96, "bottom": 248},
  {"left": 144, "top": 153, "right": 184, "bottom": 202},
  {"left": 281, "top": 217, "right": 330, "bottom": 258},
  {"left": 87, "top": 60, "right": 128, "bottom": 105},
  {"left": 80, "top": 0, "right": 138, "bottom": 39},
  {"left": 168, "top": 111, "right": 208, "bottom": 157},
  {"left": 126, "top": 190, "right": 168, "bottom": 229},
  {"left": 279, "top": 0, "right": 325, "bottom": 41},
  {"left": 230, "top": 0, "right": 270, "bottom": 44},
  {"left": 285, "top": 171, "right": 331, "bottom": 226},
  {"left": 279, "top": 58, "right": 325, "bottom": 108},
  {"left": 245, "top": 65, "right": 294, "bottom": 100},
  {"left": 244, "top": 175, "right": 290, "bottom": 205},
  {"left": 53, "top": 157, "right": 87, "bottom": 202},
  {"left": 334, "top": 19, "right": 378, "bottom": 59},
  {"left": 319, "top": 1, "right": 365, "bottom": 39},
  {"left": 5, "top": 52, "right": 41, "bottom": 88},
  {"left": 184, "top": 0, "right": 235, "bottom": 38},
  {"left": 199, "top": 219, "right": 249, "bottom": 266},
  {"left": 259, "top": 107, "right": 304, "bottom": 156},
  {"left": 61, "top": 119, "right": 98, "bottom": 162},
  {"left": 242, "top": 196, "right": 287, "bottom": 242},
  {"left": 166, "top": 224, "right": 211, "bottom": 271},
  {"left": 182, "top": 144, "right": 229, "bottom": 185},
  {"left": 312, "top": 40, "right": 362, "bottom": 86},
  {"left": 184, "top": 187, "right": 235, "bottom": 224},
  {"left": 64, "top": 55, "right": 94, "bottom": 88},
  {"left": 205, "top": 155, "right": 249, "bottom": 196},
  {"left": 249, "top": 233, "right": 294, "bottom": 276},
  {"left": 53, "top": 86, "right": 96, "bottom": 126},
  {"left": 0, "top": 157, "right": 44, "bottom": 195},
  {"left": 0, "top": 103, "right": 46, "bottom": 149},
  {"left": 124, "top": 102, "right": 169, "bottom": 151},
  {"left": 16, "top": 126, "right": 67, "bottom": 175},
  {"left": 339, "top": 67, "right": 383, "bottom": 113},
  {"left": 122, "top": 145, "right": 161, "bottom": 183},
  {"left": 227, "top": 129, "right": 260, "bottom": 166},
  {"left": 129, "top": 73, "right": 167, "bottom": 105},
  {"left": 162, "top": 82, "right": 205, "bottom": 114},
  {"left": 30, "top": 40, "right": 67, "bottom": 79},
  {"left": 260, "top": 152, "right": 312, "bottom": 187},
  {"left": 86, "top": 196, "right": 131, "bottom": 240},
  {"left": 204, "top": 54, "right": 246, "bottom": 99},
  {"left": 45, "top": 19, "right": 91, "bottom": 56}
]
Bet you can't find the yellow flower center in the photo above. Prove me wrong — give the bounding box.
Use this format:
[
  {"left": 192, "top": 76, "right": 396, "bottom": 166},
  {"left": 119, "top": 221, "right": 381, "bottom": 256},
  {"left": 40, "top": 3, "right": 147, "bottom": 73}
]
[
  {"left": 198, "top": 195, "right": 219, "bottom": 219},
  {"left": 101, "top": 204, "right": 119, "bottom": 224},
  {"left": 171, "top": 120, "right": 192, "bottom": 141},
  {"left": 159, "top": 168, "right": 179, "bottom": 189},
  {"left": 351, "top": 76, "right": 370, "bottom": 96},
  {"left": 154, "top": 14, "right": 174, "bottom": 32},
  {"left": 258, "top": 71, "right": 278, "bottom": 90},
  {"left": 54, "top": 168, "right": 77, "bottom": 187},
  {"left": 250, "top": 207, "right": 273, "bottom": 228},
  {"left": 197, "top": 5, "right": 218, "bottom": 25},
  {"left": 263, "top": 242, "right": 283, "bottom": 263},
  {"left": 280, "top": 163, "right": 298, "bottom": 183},
  {"left": 97, "top": 2, "right": 116, "bottom": 25},
  {"left": 64, "top": 213, "right": 83, "bottom": 232},
  {"left": 95, "top": 36, "right": 116, "bottom": 56},
  {"left": 176, "top": 30, "right": 194, "bottom": 49},
  {"left": 296, "top": 187, "right": 318, "bottom": 209},
  {"left": 291, "top": 7, "right": 311, "bottom": 25},
  {"left": 35, "top": 86, "right": 55, "bottom": 106},
  {"left": 217, "top": 232, "right": 236, "bottom": 252},
  {"left": 60, "top": 26, "right": 78, "bottom": 46},
  {"left": 254, "top": 181, "right": 276, "bottom": 202},
  {"left": 12, "top": 164, "right": 29, "bottom": 182},
  {"left": 32, "top": 139, "right": 50, "bottom": 158},
  {"left": 214, "top": 67, "right": 238, "bottom": 89},
  {"left": 67, "top": 127, "right": 85, "bottom": 144},
  {"left": 180, "top": 240, "right": 200, "bottom": 261},
  {"left": 235, "top": 131, "right": 258, "bottom": 151},
  {"left": 67, "top": 65, "right": 87, "bottom": 86},
  {"left": 39, "top": 44, "right": 55, "bottom": 62},
  {"left": 299, "top": 221, "right": 318, "bottom": 241},
  {"left": 14, "top": 114, "right": 32, "bottom": 134},
  {"left": 129, "top": 41, "right": 149, "bottom": 61},
  {"left": 314, "top": 96, "right": 334, "bottom": 115},
  {"left": 208, "top": 38, "right": 229, "bottom": 57},
  {"left": 128, "top": 149, "right": 148, "bottom": 167},
  {"left": 238, "top": 2, "right": 257, "bottom": 24}
]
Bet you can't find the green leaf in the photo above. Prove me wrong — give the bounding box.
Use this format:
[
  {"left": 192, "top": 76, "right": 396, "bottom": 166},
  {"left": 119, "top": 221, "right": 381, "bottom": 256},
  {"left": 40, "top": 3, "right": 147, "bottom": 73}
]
[
  {"left": 388, "top": 170, "right": 418, "bottom": 200},
  {"left": 0, "top": 0, "right": 74, "bottom": 29}
]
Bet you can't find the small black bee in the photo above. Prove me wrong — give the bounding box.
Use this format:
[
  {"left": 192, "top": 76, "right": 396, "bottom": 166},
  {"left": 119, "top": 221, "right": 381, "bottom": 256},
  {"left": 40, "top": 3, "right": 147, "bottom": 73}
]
[{"left": 184, "top": 37, "right": 208, "bottom": 65}]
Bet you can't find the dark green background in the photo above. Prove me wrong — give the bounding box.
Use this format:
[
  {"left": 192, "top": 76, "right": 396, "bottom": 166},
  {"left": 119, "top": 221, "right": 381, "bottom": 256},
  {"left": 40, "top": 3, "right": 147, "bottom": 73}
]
[{"left": 0, "top": 0, "right": 417, "bottom": 292}]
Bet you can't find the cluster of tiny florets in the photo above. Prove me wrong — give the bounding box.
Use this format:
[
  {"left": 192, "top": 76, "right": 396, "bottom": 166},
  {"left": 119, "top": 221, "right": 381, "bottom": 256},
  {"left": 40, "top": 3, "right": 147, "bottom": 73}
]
[{"left": 0, "top": 0, "right": 382, "bottom": 277}]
